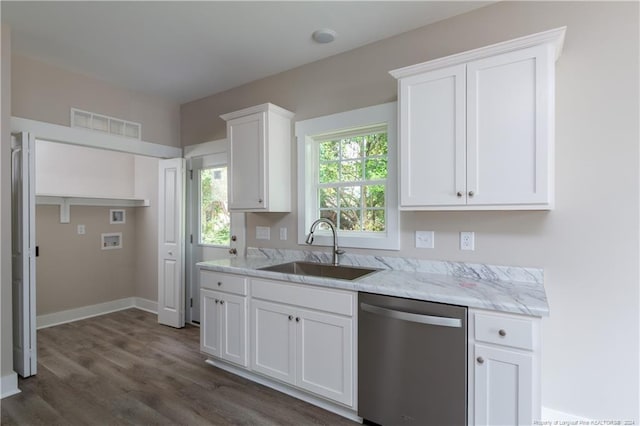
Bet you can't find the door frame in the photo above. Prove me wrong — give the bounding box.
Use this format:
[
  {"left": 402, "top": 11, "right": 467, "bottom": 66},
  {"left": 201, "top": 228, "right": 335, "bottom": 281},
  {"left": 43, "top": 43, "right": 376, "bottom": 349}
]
[
  {"left": 184, "top": 139, "right": 246, "bottom": 325},
  {"left": 10, "top": 117, "right": 182, "bottom": 380}
]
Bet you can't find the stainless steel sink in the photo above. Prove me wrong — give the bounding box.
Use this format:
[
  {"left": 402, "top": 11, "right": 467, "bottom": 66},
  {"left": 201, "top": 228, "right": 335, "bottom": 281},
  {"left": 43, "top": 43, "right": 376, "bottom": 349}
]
[{"left": 258, "top": 261, "right": 379, "bottom": 281}]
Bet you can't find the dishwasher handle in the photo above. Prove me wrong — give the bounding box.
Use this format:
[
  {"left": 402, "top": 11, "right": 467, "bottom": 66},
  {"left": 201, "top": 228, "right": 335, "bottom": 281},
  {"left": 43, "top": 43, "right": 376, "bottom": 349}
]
[{"left": 360, "top": 302, "right": 462, "bottom": 328}]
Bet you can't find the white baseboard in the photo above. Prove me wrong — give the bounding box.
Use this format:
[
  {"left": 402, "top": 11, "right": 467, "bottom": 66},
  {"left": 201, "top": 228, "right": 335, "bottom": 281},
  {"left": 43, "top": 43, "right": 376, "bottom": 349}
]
[
  {"left": 1, "top": 372, "right": 20, "bottom": 399},
  {"left": 37, "top": 297, "right": 158, "bottom": 329},
  {"left": 541, "top": 406, "right": 590, "bottom": 422},
  {"left": 133, "top": 297, "right": 158, "bottom": 314}
]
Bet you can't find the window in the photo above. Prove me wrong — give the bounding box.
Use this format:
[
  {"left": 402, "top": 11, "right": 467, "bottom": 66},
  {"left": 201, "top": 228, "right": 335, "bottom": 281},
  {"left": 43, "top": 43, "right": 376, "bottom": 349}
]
[
  {"left": 199, "top": 165, "right": 230, "bottom": 246},
  {"left": 296, "top": 102, "right": 399, "bottom": 250}
]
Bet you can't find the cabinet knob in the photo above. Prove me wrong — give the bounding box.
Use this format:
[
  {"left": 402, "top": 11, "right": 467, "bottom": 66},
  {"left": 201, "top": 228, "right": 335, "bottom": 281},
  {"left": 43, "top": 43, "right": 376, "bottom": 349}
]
[
  {"left": 215, "top": 299, "right": 219, "bottom": 304},
  {"left": 220, "top": 300, "right": 225, "bottom": 305},
  {"left": 499, "top": 329, "right": 506, "bottom": 337},
  {"left": 217, "top": 281, "right": 222, "bottom": 286},
  {"left": 457, "top": 192, "right": 463, "bottom": 197},
  {"left": 288, "top": 315, "right": 293, "bottom": 321},
  {"left": 468, "top": 191, "right": 475, "bottom": 197},
  {"left": 258, "top": 198, "right": 263, "bottom": 204},
  {"left": 477, "top": 356, "right": 484, "bottom": 364},
  {"left": 295, "top": 317, "right": 300, "bottom": 322},
  {"left": 229, "top": 248, "right": 237, "bottom": 255},
  {"left": 231, "top": 235, "right": 237, "bottom": 242}
]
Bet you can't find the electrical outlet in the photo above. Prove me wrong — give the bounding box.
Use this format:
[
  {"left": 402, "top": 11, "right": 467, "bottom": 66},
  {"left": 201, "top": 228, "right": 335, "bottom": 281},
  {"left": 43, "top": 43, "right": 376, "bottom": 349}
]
[
  {"left": 460, "top": 231, "right": 475, "bottom": 251},
  {"left": 77, "top": 224, "right": 86, "bottom": 235},
  {"left": 256, "top": 226, "right": 271, "bottom": 240},
  {"left": 415, "top": 231, "right": 434, "bottom": 249},
  {"left": 279, "top": 227, "right": 287, "bottom": 241}
]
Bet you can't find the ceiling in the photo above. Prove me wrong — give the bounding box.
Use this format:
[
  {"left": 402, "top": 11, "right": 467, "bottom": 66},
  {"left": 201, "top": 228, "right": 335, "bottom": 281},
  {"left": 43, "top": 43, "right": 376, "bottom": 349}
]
[{"left": 2, "top": 1, "right": 490, "bottom": 104}]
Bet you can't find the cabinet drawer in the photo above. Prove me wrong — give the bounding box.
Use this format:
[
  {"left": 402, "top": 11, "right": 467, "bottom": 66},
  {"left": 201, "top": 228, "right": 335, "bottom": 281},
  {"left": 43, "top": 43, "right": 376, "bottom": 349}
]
[
  {"left": 200, "top": 270, "right": 247, "bottom": 295},
  {"left": 251, "top": 278, "right": 354, "bottom": 317},
  {"left": 475, "top": 313, "right": 534, "bottom": 351}
]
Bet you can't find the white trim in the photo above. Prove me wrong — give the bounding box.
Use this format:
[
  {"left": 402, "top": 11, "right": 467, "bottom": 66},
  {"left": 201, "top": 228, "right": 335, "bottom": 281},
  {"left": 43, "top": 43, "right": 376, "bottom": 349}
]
[
  {"left": 205, "top": 358, "right": 361, "bottom": 423},
  {"left": 0, "top": 372, "right": 20, "bottom": 399},
  {"left": 220, "top": 102, "right": 294, "bottom": 121},
  {"left": 134, "top": 297, "right": 158, "bottom": 314},
  {"left": 296, "top": 102, "right": 399, "bottom": 250},
  {"left": 389, "top": 26, "right": 566, "bottom": 79},
  {"left": 541, "top": 406, "right": 590, "bottom": 422},
  {"left": 183, "top": 139, "right": 226, "bottom": 159},
  {"left": 36, "top": 297, "right": 158, "bottom": 329},
  {"left": 11, "top": 116, "right": 182, "bottom": 159}
]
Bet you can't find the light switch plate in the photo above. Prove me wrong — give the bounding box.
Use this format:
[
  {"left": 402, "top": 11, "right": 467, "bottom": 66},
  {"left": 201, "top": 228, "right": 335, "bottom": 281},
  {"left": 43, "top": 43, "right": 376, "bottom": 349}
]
[
  {"left": 256, "top": 226, "right": 271, "bottom": 240},
  {"left": 279, "top": 227, "right": 287, "bottom": 241},
  {"left": 415, "top": 231, "right": 434, "bottom": 249},
  {"left": 77, "top": 224, "right": 86, "bottom": 235}
]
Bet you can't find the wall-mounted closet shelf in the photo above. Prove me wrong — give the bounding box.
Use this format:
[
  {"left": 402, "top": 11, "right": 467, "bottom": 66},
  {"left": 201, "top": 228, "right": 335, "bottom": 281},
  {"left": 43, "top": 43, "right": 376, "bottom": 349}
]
[{"left": 36, "top": 194, "right": 150, "bottom": 223}]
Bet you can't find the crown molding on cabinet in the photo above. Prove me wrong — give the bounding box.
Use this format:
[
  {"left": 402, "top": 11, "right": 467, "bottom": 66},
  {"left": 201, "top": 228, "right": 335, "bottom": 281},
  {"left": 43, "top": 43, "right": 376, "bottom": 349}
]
[{"left": 389, "top": 26, "right": 566, "bottom": 79}]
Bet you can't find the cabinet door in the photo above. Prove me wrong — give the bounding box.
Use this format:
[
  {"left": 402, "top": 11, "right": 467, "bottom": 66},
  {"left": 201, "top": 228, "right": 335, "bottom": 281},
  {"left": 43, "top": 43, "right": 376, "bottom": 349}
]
[
  {"left": 219, "top": 293, "right": 248, "bottom": 367},
  {"left": 399, "top": 64, "right": 466, "bottom": 207},
  {"left": 228, "top": 112, "right": 266, "bottom": 210},
  {"left": 200, "top": 289, "right": 221, "bottom": 357},
  {"left": 467, "top": 44, "right": 552, "bottom": 206},
  {"left": 474, "top": 344, "right": 533, "bottom": 426},
  {"left": 251, "top": 299, "right": 296, "bottom": 385},
  {"left": 296, "top": 308, "right": 354, "bottom": 406}
]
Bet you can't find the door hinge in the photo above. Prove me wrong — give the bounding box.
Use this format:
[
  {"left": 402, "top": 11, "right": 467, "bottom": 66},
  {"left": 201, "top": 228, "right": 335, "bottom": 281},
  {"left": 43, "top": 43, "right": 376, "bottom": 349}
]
[
  {"left": 190, "top": 298, "right": 193, "bottom": 308},
  {"left": 189, "top": 169, "right": 193, "bottom": 180}
]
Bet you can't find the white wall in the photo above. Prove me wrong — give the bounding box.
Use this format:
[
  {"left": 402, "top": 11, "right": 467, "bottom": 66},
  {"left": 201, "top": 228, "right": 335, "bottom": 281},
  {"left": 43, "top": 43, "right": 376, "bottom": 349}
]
[
  {"left": 134, "top": 155, "right": 159, "bottom": 302},
  {"left": 180, "top": 2, "right": 639, "bottom": 421},
  {"left": 35, "top": 140, "right": 136, "bottom": 198}
]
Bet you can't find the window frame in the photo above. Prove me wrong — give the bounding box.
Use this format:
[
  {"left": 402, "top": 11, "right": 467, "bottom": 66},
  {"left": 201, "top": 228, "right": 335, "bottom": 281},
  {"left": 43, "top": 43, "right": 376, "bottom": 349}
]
[{"left": 296, "top": 102, "right": 399, "bottom": 250}]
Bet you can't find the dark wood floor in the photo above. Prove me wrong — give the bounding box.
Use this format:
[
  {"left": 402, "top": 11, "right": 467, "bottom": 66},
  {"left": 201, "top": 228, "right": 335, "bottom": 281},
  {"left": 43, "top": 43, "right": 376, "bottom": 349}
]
[{"left": 1, "top": 309, "right": 357, "bottom": 425}]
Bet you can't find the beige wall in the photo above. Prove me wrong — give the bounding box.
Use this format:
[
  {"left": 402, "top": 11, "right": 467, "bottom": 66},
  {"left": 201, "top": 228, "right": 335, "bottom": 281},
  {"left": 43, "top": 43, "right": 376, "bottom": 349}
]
[
  {"left": 1, "top": 26, "right": 13, "bottom": 382},
  {"left": 35, "top": 205, "right": 137, "bottom": 315},
  {"left": 181, "top": 2, "right": 639, "bottom": 420},
  {"left": 134, "top": 155, "right": 159, "bottom": 302},
  {"left": 12, "top": 54, "right": 181, "bottom": 148}
]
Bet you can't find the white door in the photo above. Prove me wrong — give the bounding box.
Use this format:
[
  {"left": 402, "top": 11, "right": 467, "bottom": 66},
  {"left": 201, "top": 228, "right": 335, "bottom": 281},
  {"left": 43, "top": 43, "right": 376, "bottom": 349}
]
[
  {"left": 466, "top": 44, "right": 552, "bottom": 206},
  {"left": 200, "top": 288, "right": 221, "bottom": 357},
  {"left": 399, "top": 64, "right": 466, "bottom": 207},
  {"left": 186, "top": 154, "right": 245, "bottom": 324},
  {"left": 158, "top": 158, "right": 185, "bottom": 328},
  {"left": 474, "top": 344, "right": 533, "bottom": 425},
  {"left": 11, "top": 132, "right": 37, "bottom": 377},
  {"left": 296, "top": 308, "right": 353, "bottom": 406},
  {"left": 227, "top": 112, "right": 265, "bottom": 210},
  {"left": 219, "top": 293, "right": 247, "bottom": 367},
  {"left": 251, "top": 299, "right": 296, "bottom": 385}
]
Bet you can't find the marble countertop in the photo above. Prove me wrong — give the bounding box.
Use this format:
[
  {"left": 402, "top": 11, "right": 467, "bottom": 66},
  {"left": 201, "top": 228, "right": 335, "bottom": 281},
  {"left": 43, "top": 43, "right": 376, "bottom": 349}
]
[{"left": 197, "top": 248, "right": 549, "bottom": 317}]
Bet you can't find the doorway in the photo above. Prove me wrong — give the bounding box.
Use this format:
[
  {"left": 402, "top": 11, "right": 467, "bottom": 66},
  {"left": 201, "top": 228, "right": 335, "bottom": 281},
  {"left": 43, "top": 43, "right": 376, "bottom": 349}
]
[{"left": 186, "top": 153, "right": 245, "bottom": 324}]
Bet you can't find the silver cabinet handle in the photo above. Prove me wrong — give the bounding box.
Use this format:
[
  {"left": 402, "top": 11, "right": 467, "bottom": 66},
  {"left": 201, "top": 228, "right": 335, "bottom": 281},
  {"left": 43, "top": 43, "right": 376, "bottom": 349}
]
[
  {"left": 360, "top": 303, "right": 462, "bottom": 328},
  {"left": 499, "top": 329, "right": 506, "bottom": 337},
  {"left": 220, "top": 300, "right": 225, "bottom": 305},
  {"left": 295, "top": 317, "right": 300, "bottom": 322},
  {"left": 217, "top": 281, "right": 222, "bottom": 286},
  {"left": 258, "top": 198, "right": 263, "bottom": 203},
  {"left": 229, "top": 248, "right": 237, "bottom": 255},
  {"left": 288, "top": 315, "right": 293, "bottom": 321},
  {"left": 457, "top": 191, "right": 463, "bottom": 197},
  {"left": 477, "top": 356, "right": 485, "bottom": 364},
  {"left": 214, "top": 299, "right": 219, "bottom": 304},
  {"left": 468, "top": 191, "right": 475, "bottom": 197}
]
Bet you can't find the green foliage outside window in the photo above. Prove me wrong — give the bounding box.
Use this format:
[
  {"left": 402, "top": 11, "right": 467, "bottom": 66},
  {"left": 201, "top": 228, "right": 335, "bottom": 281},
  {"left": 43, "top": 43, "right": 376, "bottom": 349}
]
[
  {"left": 317, "top": 132, "right": 387, "bottom": 232},
  {"left": 200, "top": 167, "right": 230, "bottom": 246}
]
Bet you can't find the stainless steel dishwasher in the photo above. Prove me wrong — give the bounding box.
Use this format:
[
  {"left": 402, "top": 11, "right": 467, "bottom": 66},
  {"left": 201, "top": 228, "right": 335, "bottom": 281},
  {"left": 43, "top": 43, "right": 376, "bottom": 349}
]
[{"left": 358, "top": 292, "right": 467, "bottom": 426}]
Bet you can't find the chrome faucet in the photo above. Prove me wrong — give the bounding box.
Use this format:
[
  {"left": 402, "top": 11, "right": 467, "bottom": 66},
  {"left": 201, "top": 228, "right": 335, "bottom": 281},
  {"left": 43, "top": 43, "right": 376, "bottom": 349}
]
[{"left": 305, "top": 218, "right": 345, "bottom": 266}]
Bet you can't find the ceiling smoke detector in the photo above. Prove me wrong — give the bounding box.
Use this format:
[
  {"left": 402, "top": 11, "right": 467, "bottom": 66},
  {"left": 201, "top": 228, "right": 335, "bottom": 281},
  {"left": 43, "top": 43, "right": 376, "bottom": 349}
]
[{"left": 312, "top": 28, "right": 336, "bottom": 44}]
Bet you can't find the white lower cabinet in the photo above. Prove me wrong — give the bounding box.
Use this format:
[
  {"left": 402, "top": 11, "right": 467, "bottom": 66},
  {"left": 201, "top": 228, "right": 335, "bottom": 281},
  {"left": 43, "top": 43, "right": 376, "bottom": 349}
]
[
  {"left": 469, "top": 309, "right": 540, "bottom": 426},
  {"left": 200, "top": 271, "right": 248, "bottom": 367},
  {"left": 250, "top": 278, "right": 355, "bottom": 407}
]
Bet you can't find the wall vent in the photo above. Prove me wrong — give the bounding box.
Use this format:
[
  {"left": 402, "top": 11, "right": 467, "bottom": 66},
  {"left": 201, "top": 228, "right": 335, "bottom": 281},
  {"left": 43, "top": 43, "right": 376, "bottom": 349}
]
[{"left": 71, "top": 108, "right": 141, "bottom": 140}]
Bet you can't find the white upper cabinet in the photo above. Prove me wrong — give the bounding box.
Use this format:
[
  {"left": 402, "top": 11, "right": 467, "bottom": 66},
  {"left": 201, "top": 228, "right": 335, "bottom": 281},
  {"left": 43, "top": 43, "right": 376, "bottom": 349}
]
[
  {"left": 391, "top": 27, "right": 565, "bottom": 210},
  {"left": 221, "top": 103, "right": 294, "bottom": 212}
]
